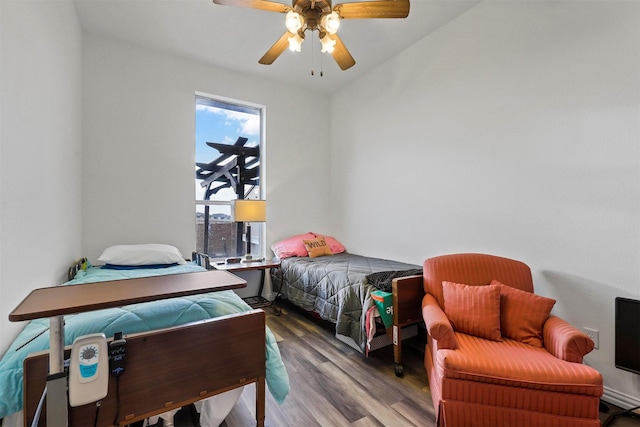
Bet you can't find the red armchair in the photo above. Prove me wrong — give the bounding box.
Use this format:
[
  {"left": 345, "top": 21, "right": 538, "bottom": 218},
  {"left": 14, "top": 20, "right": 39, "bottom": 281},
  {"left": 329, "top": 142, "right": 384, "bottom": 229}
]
[{"left": 419, "top": 253, "right": 602, "bottom": 427}]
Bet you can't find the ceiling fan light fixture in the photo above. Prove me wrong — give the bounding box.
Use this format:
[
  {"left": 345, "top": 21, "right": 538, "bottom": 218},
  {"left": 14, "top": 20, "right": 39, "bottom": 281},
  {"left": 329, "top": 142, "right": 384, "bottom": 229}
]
[
  {"left": 213, "top": 0, "right": 411, "bottom": 71},
  {"left": 320, "top": 34, "right": 336, "bottom": 53},
  {"left": 321, "top": 11, "right": 340, "bottom": 35},
  {"left": 288, "top": 33, "right": 304, "bottom": 52},
  {"left": 285, "top": 11, "right": 304, "bottom": 33}
]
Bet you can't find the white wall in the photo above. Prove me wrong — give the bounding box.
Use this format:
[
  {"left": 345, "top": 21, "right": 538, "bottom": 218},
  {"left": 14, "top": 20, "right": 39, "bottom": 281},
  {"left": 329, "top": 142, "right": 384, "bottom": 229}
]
[
  {"left": 330, "top": 1, "right": 640, "bottom": 407},
  {"left": 0, "top": 0, "right": 83, "bottom": 353},
  {"left": 3, "top": 0, "right": 638, "bottom": 408},
  {"left": 81, "top": 34, "right": 331, "bottom": 264}
]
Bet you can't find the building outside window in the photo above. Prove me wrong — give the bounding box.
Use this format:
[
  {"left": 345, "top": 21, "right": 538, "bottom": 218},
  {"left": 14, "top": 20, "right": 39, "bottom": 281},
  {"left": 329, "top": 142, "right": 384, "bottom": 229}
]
[{"left": 195, "top": 93, "right": 265, "bottom": 260}]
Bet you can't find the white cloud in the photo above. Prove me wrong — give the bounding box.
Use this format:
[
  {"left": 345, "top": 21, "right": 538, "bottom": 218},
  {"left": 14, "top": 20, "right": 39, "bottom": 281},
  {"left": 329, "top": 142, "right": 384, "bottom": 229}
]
[{"left": 197, "top": 105, "right": 260, "bottom": 136}]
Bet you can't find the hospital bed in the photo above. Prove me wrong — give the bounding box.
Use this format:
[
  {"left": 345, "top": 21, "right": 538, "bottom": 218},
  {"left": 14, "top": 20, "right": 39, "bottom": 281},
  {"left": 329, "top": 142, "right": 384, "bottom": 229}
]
[{"left": 1, "top": 246, "right": 289, "bottom": 426}]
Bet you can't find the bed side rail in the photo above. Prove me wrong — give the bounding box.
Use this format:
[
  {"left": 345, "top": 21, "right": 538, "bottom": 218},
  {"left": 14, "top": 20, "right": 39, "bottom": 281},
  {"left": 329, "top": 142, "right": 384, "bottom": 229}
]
[
  {"left": 67, "top": 258, "right": 88, "bottom": 281},
  {"left": 192, "top": 251, "right": 212, "bottom": 270}
]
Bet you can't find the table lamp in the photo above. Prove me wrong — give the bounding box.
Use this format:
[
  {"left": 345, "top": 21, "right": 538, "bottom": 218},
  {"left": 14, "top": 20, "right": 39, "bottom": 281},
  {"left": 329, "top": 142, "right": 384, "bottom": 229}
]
[{"left": 232, "top": 199, "right": 266, "bottom": 263}]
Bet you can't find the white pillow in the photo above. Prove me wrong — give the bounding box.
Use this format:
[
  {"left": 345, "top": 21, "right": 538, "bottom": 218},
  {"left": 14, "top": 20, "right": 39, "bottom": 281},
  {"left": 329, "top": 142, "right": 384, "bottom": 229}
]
[{"left": 97, "top": 244, "right": 187, "bottom": 266}]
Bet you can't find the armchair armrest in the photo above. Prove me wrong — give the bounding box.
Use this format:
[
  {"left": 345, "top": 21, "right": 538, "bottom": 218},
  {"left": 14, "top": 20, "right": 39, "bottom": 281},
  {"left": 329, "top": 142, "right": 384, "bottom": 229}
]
[
  {"left": 543, "top": 315, "right": 595, "bottom": 363},
  {"left": 422, "top": 294, "right": 457, "bottom": 349},
  {"left": 392, "top": 275, "right": 424, "bottom": 327}
]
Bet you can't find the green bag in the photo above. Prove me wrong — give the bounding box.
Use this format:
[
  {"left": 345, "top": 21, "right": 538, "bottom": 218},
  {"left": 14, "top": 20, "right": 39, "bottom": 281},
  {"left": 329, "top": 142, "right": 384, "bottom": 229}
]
[{"left": 371, "top": 290, "right": 393, "bottom": 328}]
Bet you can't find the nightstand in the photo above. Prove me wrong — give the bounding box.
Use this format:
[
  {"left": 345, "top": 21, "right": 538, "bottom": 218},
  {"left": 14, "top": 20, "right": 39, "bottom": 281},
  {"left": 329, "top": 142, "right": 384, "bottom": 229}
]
[{"left": 211, "top": 259, "right": 281, "bottom": 309}]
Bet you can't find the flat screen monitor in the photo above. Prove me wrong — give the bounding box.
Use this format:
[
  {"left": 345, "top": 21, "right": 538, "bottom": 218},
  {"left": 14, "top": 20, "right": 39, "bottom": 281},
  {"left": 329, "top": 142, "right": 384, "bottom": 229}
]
[{"left": 615, "top": 297, "right": 640, "bottom": 375}]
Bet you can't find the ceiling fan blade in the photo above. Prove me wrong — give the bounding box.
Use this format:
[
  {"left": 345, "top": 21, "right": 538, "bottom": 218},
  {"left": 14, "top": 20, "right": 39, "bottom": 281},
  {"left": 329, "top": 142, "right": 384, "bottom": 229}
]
[
  {"left": 330, "top": 34, "right": 356, "bottom": 70},
  {"left": 212, "top": 0, "right": 291, "bottom": 13},
  {"left": 259, "top": 31, "right": 295, "bottom": 65},
  {"left": 333, "top": 0, "right": 410, "bottom": 19}
]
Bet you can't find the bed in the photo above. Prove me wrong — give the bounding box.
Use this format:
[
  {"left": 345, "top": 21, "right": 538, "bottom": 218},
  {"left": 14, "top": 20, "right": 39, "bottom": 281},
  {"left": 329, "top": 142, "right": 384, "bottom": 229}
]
[
  {"left": 270, "top": 233, "right": 422, "bottom": 372},
  {"left": 0, "top": 244, "right": 289, "bottom": 427}
]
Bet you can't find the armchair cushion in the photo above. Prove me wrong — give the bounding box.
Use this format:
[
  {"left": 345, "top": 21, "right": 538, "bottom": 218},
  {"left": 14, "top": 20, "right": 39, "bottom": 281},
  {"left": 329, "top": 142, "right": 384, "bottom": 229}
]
[
  {"left": 442, "top": 281, "right": 502, "bottom": 342},
  {"left": 492, "top": 279, "right": 556, "bottom": 347},
  {"left": 436, "top": 332, "right": 603, "bottom": 396}
]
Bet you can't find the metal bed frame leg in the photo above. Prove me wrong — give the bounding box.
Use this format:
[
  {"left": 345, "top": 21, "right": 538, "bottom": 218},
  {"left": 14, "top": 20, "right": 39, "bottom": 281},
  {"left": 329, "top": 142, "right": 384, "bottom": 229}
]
[
  {"left": 392, "top": 324, "right": 404, "bottom": 377},
  {"left": 47, "top": 315, "right": 68, "bottom": 426}
]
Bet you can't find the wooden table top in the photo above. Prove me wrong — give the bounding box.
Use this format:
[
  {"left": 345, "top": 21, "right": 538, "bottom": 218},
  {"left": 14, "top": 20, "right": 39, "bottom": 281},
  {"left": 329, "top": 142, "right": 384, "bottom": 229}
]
[{"left": 9, "top": 270, "right": 246, "bottom": 322}]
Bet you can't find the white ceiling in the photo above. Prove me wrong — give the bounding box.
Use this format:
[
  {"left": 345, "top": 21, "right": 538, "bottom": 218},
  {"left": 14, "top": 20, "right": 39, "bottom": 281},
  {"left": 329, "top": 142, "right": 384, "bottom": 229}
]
[{"left": 73, "top": 0, "right": 480, "bottom": 94}]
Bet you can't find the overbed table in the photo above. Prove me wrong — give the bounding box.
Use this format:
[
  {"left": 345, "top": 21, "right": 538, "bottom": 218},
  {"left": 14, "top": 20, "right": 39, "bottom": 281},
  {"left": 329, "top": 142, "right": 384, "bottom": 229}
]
[{"left": 9, "top": 270, "right": 247, "bottom": 426}]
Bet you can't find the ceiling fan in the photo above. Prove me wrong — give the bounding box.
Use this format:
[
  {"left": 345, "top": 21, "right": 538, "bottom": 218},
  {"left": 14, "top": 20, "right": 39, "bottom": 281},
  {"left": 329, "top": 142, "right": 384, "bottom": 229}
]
[{"left": 212, "top": 0, "right": 410, "bottom": 71}]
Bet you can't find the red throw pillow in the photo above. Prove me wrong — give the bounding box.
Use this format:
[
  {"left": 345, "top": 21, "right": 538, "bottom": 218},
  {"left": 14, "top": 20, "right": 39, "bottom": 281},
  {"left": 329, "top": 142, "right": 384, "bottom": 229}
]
[
  {"left": 442, "top": 281, "right": 502, "bottom": 341},
  {"left": 492, "top": 279, "right": 556, "bottom": 347}
]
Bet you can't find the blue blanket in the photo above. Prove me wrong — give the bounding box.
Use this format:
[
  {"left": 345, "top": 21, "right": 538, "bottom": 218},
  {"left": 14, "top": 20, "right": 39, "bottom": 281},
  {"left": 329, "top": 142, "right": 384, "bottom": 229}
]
[{"left": 0, "top": 264, "right": 289, "bottom": 419}]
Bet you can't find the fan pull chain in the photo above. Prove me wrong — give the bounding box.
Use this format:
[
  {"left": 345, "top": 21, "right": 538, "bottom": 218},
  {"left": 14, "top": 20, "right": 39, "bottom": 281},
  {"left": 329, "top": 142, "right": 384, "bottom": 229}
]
[
  {"left": 306, "top": 31, "right": 326, "bottom": 77},
  {"left": 310, "top": 30, "right": 315, "bottom": 76},
  {"left": 308, "top": 31, "right": 325, "bottom": 77}
]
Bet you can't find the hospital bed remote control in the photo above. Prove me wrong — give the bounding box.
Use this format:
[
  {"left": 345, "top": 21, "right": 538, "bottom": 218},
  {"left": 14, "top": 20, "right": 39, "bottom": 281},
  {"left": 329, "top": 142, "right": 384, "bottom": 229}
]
[
  {"left": 109, "top": 332, "right": 126, "bottom": 377},
  {"left": 69, "top": 333, "right": 109, "bottom": 406}
]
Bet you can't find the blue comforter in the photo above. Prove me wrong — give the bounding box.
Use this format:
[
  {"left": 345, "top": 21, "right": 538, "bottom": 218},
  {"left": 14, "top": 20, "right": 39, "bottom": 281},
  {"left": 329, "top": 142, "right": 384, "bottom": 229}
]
[{"left": 0, "top": 264, "right": 289, "bottom": 419}]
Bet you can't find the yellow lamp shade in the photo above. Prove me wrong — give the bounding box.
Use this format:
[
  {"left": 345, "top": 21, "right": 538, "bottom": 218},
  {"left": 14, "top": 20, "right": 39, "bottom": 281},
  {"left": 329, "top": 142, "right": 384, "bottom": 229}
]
[{"left": 232, "top": 199, "right": 266, "bottom": 222}]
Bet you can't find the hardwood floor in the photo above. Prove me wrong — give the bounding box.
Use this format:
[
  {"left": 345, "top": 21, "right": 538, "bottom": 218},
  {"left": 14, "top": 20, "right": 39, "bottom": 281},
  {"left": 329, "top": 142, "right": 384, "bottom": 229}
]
[
  {"left": 221, "top": 301, "right": 434, "bottom": 427},
  {"left": 166, "top": 300, "right": 639, "bottom": 427}
]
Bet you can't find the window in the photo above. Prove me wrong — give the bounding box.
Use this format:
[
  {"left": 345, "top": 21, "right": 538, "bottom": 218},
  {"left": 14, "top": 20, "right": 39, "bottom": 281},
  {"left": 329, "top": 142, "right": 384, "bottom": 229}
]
[{"left": 195, "top": 93, "right": 265, "bottom": 260}]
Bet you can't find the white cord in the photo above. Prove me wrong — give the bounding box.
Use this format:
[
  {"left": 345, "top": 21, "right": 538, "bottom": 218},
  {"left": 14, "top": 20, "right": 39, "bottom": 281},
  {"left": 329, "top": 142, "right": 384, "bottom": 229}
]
[{"left": 31, "top": 385, "right": 47, "bottom": 427}]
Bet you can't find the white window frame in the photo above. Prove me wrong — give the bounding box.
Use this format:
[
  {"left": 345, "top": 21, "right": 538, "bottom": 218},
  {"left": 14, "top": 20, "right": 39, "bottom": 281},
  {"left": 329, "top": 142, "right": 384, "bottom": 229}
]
[{"left": 194, "top": 91, "right": 266, "bottom": 260}]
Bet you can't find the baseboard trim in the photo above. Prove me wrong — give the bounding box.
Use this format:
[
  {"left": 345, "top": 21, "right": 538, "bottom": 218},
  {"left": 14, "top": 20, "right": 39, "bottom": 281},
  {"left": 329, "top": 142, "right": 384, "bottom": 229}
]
[{"left": 602, "top": 386, "right": 640, "bottom": 410}]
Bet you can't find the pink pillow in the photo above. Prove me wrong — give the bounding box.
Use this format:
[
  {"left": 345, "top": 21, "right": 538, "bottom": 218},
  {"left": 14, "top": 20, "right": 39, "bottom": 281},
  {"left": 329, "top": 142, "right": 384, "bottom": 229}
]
[
  {"left": 312, "top": 233, "right": 346, "bottom": 254},
  {"left": 492, "top": 279, "right": 556, "bottom": 347},
  {"left": 271, "top": 232, "right": 315, "bottom": 259},
  {"left": 442, "top": 281, "right": 502, "bottom": 341}
]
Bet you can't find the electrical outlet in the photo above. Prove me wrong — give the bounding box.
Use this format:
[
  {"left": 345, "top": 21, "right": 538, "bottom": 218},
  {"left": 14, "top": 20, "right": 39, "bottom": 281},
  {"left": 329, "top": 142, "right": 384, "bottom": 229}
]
[{"left": 584, "top": 327, "right": 599, "bottom": 349}]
